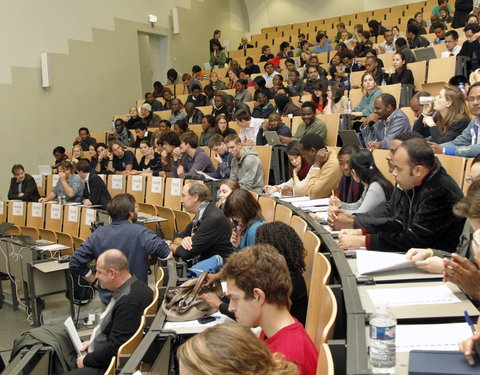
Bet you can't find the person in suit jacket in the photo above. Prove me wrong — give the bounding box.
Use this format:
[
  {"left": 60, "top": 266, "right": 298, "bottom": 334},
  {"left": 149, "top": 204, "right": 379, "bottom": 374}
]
[
  {"left": 8, "top": 164, "right": 40, "bottom": 202},
  {"left": 76, "top": 160, "right": 111, "bottom": 209}
]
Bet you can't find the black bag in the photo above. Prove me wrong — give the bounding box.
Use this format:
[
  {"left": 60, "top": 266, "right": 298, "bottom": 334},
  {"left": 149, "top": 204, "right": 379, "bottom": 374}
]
[{"left": 66, "top": 273, "right": 94, "bottom": 305}]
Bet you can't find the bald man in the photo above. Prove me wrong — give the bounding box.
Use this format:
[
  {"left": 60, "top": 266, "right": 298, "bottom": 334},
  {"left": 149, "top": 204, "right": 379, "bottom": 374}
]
[{"left": 68, "top": 249, "right": 152, "bottom": 374}]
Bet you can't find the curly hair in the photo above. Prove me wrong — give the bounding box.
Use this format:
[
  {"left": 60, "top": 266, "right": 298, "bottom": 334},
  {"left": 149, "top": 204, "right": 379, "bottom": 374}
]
[{"left": 255, "top": 221, "right": 307, "bottom": 274}]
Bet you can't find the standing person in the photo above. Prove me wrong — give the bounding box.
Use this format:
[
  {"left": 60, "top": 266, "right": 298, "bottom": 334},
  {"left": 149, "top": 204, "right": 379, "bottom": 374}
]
[
  {"left": 8, "top": 164, "right": 40, "bottom": 202},
  {"left": 452, "top": 0, "right": 474, "bottom": 28},
  {"left": 39, "top": 161, "right": 83, "bottom": 203},
  {"left": 209, "top": 29, "right": 222, "bottom": 54},
  {"left": 69, "top": 194, "right": 171, "bottom": 304},
  {"left": 76, "top": 160, "right": 111, "bottom": 210},
  {"left": 210, "top": 40, "right": 227, "bottom": 69}
]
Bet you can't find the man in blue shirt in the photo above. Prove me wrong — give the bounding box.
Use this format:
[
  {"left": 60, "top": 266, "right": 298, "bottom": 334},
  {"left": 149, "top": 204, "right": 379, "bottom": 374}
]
[
  {"left": 312, "top": 33, "right": 332, "bottom": 54},
  {"left": 70, "top": 193, "right": 171, "bottom": 303}
]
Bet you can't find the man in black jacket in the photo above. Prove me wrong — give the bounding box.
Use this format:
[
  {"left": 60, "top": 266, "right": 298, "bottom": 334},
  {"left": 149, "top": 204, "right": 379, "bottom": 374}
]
[
  {"left": 338, "top": 138, "right": 465, "bottom": 253},
  {"left": 69, "top": 249, "right": 152, "bottom": 374},
  {"left": 76, "top": 161, "right": 111, "bottom": 209},
  {"left": 170, "top": 182, "right": 233, "bottom": 275},
  {"left": 8, "top": 164, "right": 40, "bottom": 202}
]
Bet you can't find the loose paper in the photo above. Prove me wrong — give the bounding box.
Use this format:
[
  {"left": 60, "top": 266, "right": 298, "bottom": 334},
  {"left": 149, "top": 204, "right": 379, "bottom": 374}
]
[
  {"left": 196, "top": 170, "right": 220, "bottom": 181},
  {"left": 279, "top": 196, "right": 310, "bottom": 203},
  {"left": 31, "top": 202, "right": 43, "bottom": 218},
  {"left": 171, "top": 179, "right": 181, "bottom": 196},
  {"left": 68, "top": 206, "right": 79, "bottom": 222},
  {"left": 111, "top": 175, "right": 123, "bottom": 190},
  {"left": 50, "top": 204, "right": 61, "bottom": 220},
  {"left": 64, "top": 317, "right": 83, "bottom": 356},
  {"left": 356, "top": 250, "right": 414, "bottom": 275},
  {"left": 395, "top": 323, "right": 472, "bottom": 352},
  {"left": 163, "top": 312, "right": 226, "bottom": 334},
  {"left": 367, "top": 284, "right": 461, "bottom": 307},
  {"left": 131, "top": 175, "right": 143, "bottom": 191},
  {"left": 12, "top": 201, "right": 24, "bottom": 216},
  {"left": 292, "top": 198, "right": 330, "bottom": 208},
  {"left": 85, "top": 208, "right": 95, "bottom": 226},
  {"left": 32, "top": 175, "right": 43, "bottom": 187},
  {"left": 52, "top": 174, "right": 60, "bottom": 187},
  {"left": 150, "top": 176, "right": 163, "bottom": 193}
]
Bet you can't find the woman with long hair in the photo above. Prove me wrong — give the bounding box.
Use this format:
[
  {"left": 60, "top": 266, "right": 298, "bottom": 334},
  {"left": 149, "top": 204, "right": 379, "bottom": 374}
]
[
  {"left": 421, "top": 85, "right": 470, "bottom": 143},
  {"left": 216, "top": 179, "right": 241, "bottom": 209},
  {"left": 352, "top": 71, "right": 383, "bottom": 116},
  {"left": 133, "top": 139, "right": 162, "bottom": 175},
  {"left": 227, "top": 67, "right": 241, "bottom": 89},
  {"left": 209, "top": 71, "right": 227, "bottom": 90},
  {"left": 310, "top": 79, "right": 328, "bottom": 112},
  {"left": 214, "top": 114, "right": 237, "bottom": 138},
  {"left": 386, "top": 52, "right": 414, "bottom": 86},
  {"left": 330, "top": 149, "right": 393, "bottom": 214},
  {"left": 324, "top": 82, "right": 349, "bottom": 114},
  {"left": 224, "top": 189, "right": 265, "bottom": 250}
]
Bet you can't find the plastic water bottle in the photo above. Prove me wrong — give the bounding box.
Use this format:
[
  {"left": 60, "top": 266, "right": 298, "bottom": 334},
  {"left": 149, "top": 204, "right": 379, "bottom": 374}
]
[
  {"left": 369, "top": 305, "right": 396, "bottom": 374},
  {"left": 345, "top": 99, "right": 352, "bottom": 114},
  {"left": 459, "top": 83, "right": 466, "bottom": 95}
]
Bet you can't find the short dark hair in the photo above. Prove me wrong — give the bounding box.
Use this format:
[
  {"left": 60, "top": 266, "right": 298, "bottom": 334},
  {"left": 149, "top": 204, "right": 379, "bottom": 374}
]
[
  {"left": 192, "top": 65, "right": 202, "bottom": 73},
  {"left": 279, "top": 41, "right": 290, "bottom": 50},
  {"left": 338, "top": 144, "right": 360, "bottom": 157},
  {"left": 191, "top": 84, "right": 202, "bottom": 92},
  {"left": 79, "top": 127, "right": 89, "bottom": 134},
  {"left": 285, "top": 58, "right": 295, "bottom": 65},
  {"left": 95, "top": 142, "right": 108, "bottom": 151},
  {"left": 53, "top": 146, "right": 66, "bottom": 155},
  {"left": 245, "top": 56, "right": 254, "bottom": 64},
  {"left": 449, "top": 75, "right": 469, "bottom": 86},
  {"left": 134, "top": 122, "right": 147, "bottom": 131},
  {"left": 395, "top": 37, "right": 407, "bottom": 48},
  {"left": 107, "top": 194, "right": 136, "bottom": 221},
  {"left": 362, "top": 30, "right": 371, "bottom": 39},
  {"left": 159, "top": 130, "right": 180, "bottom": 147},
  {"left": 179, "top": 131, "right": 199, "bottom": 148},
  {"left": 301, "top": 101, "right": 317, "bottom": 111},
  {"left": 316, "top": 33, "right": 326, "bottom": 43},
  {"left": 235, "top": 109, "right": 251, "bottom": 122},
  {"left": 264, "top": 62, "right": 274, "bottom": 70},
  {"left": 407, "top": 22, "right": 420, "bottom": 36},
  {"left": 394, "top": 131, "right": 424, "bottom": 142},
  {"left": 299, "top": 40, "right": 309, "bottom": 48},
  {"left": 464, "top": 23, "right": 480, "bottom": 34},
  {"left": 208, "top": 134, "right": 224, "bottom": 149},
  {"left": 11, "top": 164, "right": 24, "bottom": 174},
  {"left": 159, "top": 119, "right": 172, "bottom": 128},
  {"left": 57, "top": 160, "right": 73, "bottom": 171},
  {"left": 261, "top": 45, "right": 270, "bottom": 53},
  {"left": 400, "top": 138, "right": 435, "bottom": 169},
  {"left": 186, "top": 182, "right": 212, "bottom": 202},
  {"left": 432, "top": 22, "right": 446, "bottom": 30},
  {"left": 76, "top": 160, "right": 91, "bottom": 173},
  {"left": 468, "top": 82, "right": 480, "bottom": 95},
  {"left": 253, "top": 76, "right": 267, "bottom": 87},
  {"left": 300, "top": 133, "right": 325, "bottom": 151},
  {"left": 379, "top": 93, "right": 397, "bottom": 109},
  {"left": 445, "top": 30, "right": 459, "bottom": 40},
  {"left": 114, "top": 118, "right": 125, "bottom": 126}
]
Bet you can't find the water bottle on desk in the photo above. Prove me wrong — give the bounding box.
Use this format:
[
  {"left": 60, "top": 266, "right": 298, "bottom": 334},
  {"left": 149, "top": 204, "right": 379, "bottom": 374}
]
[{"left": 369, "top": 304, "right": 396, "bottom": 374}]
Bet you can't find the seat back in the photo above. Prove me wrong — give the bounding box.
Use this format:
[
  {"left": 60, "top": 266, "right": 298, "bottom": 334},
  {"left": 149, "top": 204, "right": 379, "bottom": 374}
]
[
  {"left": 79, "top": 207, "right": 97, "bottom": 240},
  {"left": 20, "top": 226, "right": 40, "bottom": 240},
  {"left": 164, "top": 178, "right": 183, "bottom": 210},
  {"left": 7, "top": 201, "right": 26, "bottom": 226},
  {"left": 372, "top": 149, "right": 395, "bottom": 185},
  {"left": 26, "top": 202, "right": 45, "bottom": 228},
  {"left": 45, "top": 203, "right": 63, "bottom": 232},
  {"left": 254, "top": 145, "right": 272, "bottom": 185},
  {"left": 174, "top": 210, "right": 192, "bottom": 233},
  {"left": 145, "top": 176, "right": 165, "bottom": 206},
  {"left": 56, "top": 232, "right": 74, "bottom": 256},
  {"left": 428, "top": 56, "right": 456, "bottom": 83},
  {"left": 72, "top": 236, "right": 83, "bottom": 251},
  {"left": 0, "top": 201, "right": 6, "bottom": 222},
  {"left": 380, "top": 84, "right": 401, "bottom": 107},
  {"left": 107, "top": 175, "right": 127, "bottom": 197},
  {"left": 104, "top": 356, "right": 116, "bottom": 375},
  {"left": 38, "top": 228, "right": 57, "bottom": 243},
  {"left": 117, "top": 316, "right": 146, "bottom": 368},
  {"left": 290, "top": 215, "right": 307, "bottom": 239},
  {"left": 409, "top": 60, "right": 427, "bottom": 89},
  {"left": 274, "top": 204, "right": 292, "bottom": 225},
  {"left": 126, "top": 175, "right": 146, "bottom": 203},
  {"left": 316, "top": 344, "right": 334, "bottom": 375},
  {"left": 463, "top": 158, "right": 474, "bottom": 195},
  {"left": 62, "top": 205, "right": 80, "bottom": 237},
  {"left": 155, "top": 206, "right": 176, "bottom": 240},
  {"left": 303, "top": 231, "right": 323, "bottom": 295},
  {"left": 306, "top": 284, "right": 337, "bottom": 348},
  {"left": 317, "top": 113, "right": 340, "bottom": 147},
  {"left": 436, "top": 154, "right": 466, "bottom": 189},
  {"left": 258, "top": 196, "right": 276, "bottom": 223}
]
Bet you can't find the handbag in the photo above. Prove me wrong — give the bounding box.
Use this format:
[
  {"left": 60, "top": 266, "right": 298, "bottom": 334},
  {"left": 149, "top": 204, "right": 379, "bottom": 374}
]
[{"left": 162, "top": 271, "right": 223, "bottom": 322}]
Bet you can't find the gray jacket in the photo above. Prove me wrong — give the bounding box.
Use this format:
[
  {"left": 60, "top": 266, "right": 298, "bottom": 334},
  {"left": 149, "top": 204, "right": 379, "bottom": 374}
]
[{"left": 230, "top": 147, "right": 264, "bottom": 193}]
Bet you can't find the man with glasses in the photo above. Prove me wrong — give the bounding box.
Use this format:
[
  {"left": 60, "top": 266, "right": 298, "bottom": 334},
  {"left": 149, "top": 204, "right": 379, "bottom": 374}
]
[
  {"left": 430, "top": 82, "right": 480, "bottom": 157},
  {"left": 441, "top": 30, "right": 461, "bottom": 57}
]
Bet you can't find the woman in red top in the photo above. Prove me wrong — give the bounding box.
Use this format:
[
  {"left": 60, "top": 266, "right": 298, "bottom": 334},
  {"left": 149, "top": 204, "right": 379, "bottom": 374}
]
[{"left": 310, "top": 80, "right": 327, "bottom": 112}]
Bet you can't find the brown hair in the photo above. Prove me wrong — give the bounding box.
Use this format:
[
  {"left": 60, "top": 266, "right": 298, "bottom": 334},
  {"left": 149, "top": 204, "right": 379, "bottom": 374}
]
[
  {"left": 361, "top": 71, "right": 377, "bottom": 92},
  {"left": 435, "top": 85, "right": 470, "bottom": 136},
  {"left": 223, "top": 189, "right": 264, "bottom": 229},
  {"left": 107, "top": 193, "right": 136, "bottom": 221},
  {"left": 454, "top": 180, "right": 480, "bottom": 219},
  {"left": 220, "top": 244, "right": 292, "bottom": 309},
  {"left": 220, "top": 179, "right": 241, "bottom": 192},
  {"left": 179, "top": 131, "right": 199, "bottom": 148},
  {"left": 224, "top": 134, "right": 241, "bottom": 144}
]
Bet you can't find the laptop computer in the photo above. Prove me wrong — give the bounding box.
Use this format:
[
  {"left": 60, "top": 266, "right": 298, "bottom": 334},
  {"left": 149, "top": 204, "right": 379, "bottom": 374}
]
[
  {"left": 414, "top": 47, "right": 437, "bottom": 62},
  {"left": 263, "top": 131, "right": 282, "bottom": 146},
  {"left": 339, "top": 130, "right": 364, "bottom": 148}
]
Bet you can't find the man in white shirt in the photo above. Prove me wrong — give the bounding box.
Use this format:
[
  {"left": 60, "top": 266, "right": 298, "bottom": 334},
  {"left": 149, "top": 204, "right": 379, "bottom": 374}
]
[
  {"left": 234, "top": 109, "right": 264, "bottom": 145},
  {"left": 378, "top": 30, "right": 396, "bottom": 53},
  {"left": 262, "top": 62, "right": 280, "bottom": 85},
  {"left": 441, "top": 30, "right": 462, "bottom": 57}
]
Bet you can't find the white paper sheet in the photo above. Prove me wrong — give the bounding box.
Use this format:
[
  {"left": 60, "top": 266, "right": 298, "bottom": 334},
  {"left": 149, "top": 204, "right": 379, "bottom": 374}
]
[
  {"left": 279, "top": 196, "right": 310, "bottom": 202},
  {"left": 356, "top": 250, "right": 414, "bottom": 275},
  {"left": 85, "top": 208, "right": 96, "bottom": 226},
  {"left": 367, "top": 284, "right": 461, "bottom": 307},
  {"left": 323, "top": 225, "right": 340, "bottom": 236},
  {"left": 52, "top": 174, "right": 60, "bottom": 187},
  {"left": 196, "top": 170, "right": 220, "bottom": 181},
  {"left": 292, "top": 198, "right": 330, "bottom": 208},
  {"left": 32, "top": 175, "right": 43, "bottom": 187},
  {"left": 131, "top": 175, "right": 143, "bottom": 191},
  {"left": 31, "top": 202, "right": 43, "bottom": 218},
  {"left": 12, "top": 201, "right": 24, "bottom": 216},
  {"left": 315, "top": 212, "right": 329, "bottom": 221},
  {"left": 50, "top": 204, "right": 61, "bottom": 220},
  {"left": 395, "top": 323, "right": 472, "bottom": 352},
  {"left": 150, "top": 176, "right": 163, "bottom": 193},
  {"left": 170, "top": 179, "right": 181, "bottom": 196},
  {"left": 111, "top": 175, "right": 123, "bottom": 190},
  {"left": 300, "top": 205, "right": 328, "bottom": 212},
  {"left": 68, "top": 206, "right": 79, "bottom": 222},
  {"left": 163, "top": 312, "right": 226, "bottom": 334},
  {"left": 64, "top": 317, "right": 84, "bottom": 355}
]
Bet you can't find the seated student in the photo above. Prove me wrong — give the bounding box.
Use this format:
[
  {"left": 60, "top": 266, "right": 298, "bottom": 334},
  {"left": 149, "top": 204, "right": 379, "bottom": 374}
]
[
  {"left": 378, "top": 30, "right": 396, "bottom": 53},
  {"left": 159, "top": 119, "right": 172, "bottom": 132},
  {"left": 363, "top": 56, "right": 386, "bottom": 87},
  {"left": 243, "top": 56, "right": 261, "bottom": 76},
  {"left": 227, "top": 67, "right": 241, "bottom": 89},
  {"left": 354, "top": 31, "right": 374, "bottom": 57},
  {"left": 158, "top": 130, "right": 180, "bottom": 176},
  {"left": 215, "top": 114, "right": 237, "bottom": 138},
  {"left": 234, "top": 79, "right": 252, "bottom": 103},
  {"left": 185, "top": 102, "right": 204, "bottom": 125},
  {"left": 441, "top": 30, "right": 461, "bottom": 57},
  {"left": 265, "top": 142, "right": 309, "bottom": 194},
  {"left": 215, "top": 179, "right": 240, "bottom": 209},
  {"left": 338, "top": 138, "right": 465, "bottom": 252},
  {"left": 335, "top": 22, "right": 352, "bottom": 43},
  {"left": 207, "top": 134, "right": 233, "bottom": 179},
  {"left": 71, "top": 145, "right": 89, "bottom": 167},
  {"left": 310, "top": 80, "right": 328, "bottom": 112},
  {"left": 199, "top": 114, "right": 215, "bottom": 147},
  {"left": 353, "top": 71, "right": 383, "bottom": 116},
  {"left": 439, "top": 5, "right": 453, "bottom": 23},
  {"left": 162, "top": 90, "right": 174, "bottom": 110},
  {"left": 238, "top": 37, "right": 254, "bottom": 51},
  {"left": 111, "top": 119, "right": 134, "bottom": 147},
  {"left": 256, "top": 112, "right": 292, "bottom": 146},
  {"left": 224, "top": 189, "right": 265, "bottom": 250},
  {"left": 75, "top": 160, "right": 111, "bottom": 209},
  {"left": 170, "top": 182, "right": 232, "bottom": 274},
  {"left": 132, "top": 140, "right": 162, "bottom": 175},
  {"left": 281, "top": 102, "right": 327, "bottom": 144},
  {"left": 431, "top": 22, "right": 447, "bottom": 44},
  {"left": 285, "top": 70, "right": 306, "bottom": 97},
  {"left": 262, "top": 62, "right": 280, "bottom": 85},
  {"left": 270, "top": 74, "right": 286, "bottom": 96},
  {"left": 182, "top": 73, "right": 194, "bottom": 94},
  {"left": 416, "top": 85, "right": 470, "bottom": 143},
  {"left": 169, "top": 99, "right": 188, "bottom": 124},
  {"left": 90, "top": 143, "right": 110, "bottom": 174},
  {"left": 53, "top": 146, "right": 69, "bottom": 169},
  {"left": 126, "top": 106, "right": 142, "bottom": 130},
  {"left": 107, "top": 140, "right": 138, "bottom": 175},
  {"left": 66, "top": 250, "right": 152, "bottom": 375},
  {"left": 219, "top": 244, "right": 318, "bottom": 375},
  {"left": 152, "top": 80, "right": 171, "bottom": 98},
  {"left": 406, "top": 22, "right": 429, "bottom": 49},
  {"left": 225, "top": 95, "right": 250, "bottom": 122},
  {"left": 312, "top": 32, "right": 332, "bottom": 54},
  {"left": 385, "top": 52, "right": 415, "bottom": 87},
  {"left": 186, "top": 84, "right": 207, "bottom": 107},
  {"left": 226, "top": 134, "right": 264, "bottom": 193},
  {"left": 208, "top": 72, "right": 227, "bottom": 92},
  {"left": 329, "top": 149, "right": 393, "bottom": 216},
  {"left": 324, "top": 82, "right": 349, "bottom": 114},
  {"left": 361, "top": 93, "right": 411, "bottom": 150},
  {"left": 253, "top": 76, "right": 274, "bottom": 100},
  {"left": 173, "top": 119, "right": 189, "bottom": 136},
  {"left": 298, "top": 133, "right": 342, "bottom": 199},
  {"left": 430, "top": 82, "right": 480, "bottom": 157},
  {"left": 178, "top": 322, "right": 298, "bottom": 375},
  {"left": 211, "top": 94, "right": 229, "bottom": 119},
  {"left": 275, "top": 94, "right": 301, "bottom": 117},
  {"left": 39, "top": 161, "right": 83, "bottom": 203},
  {"left": 132, "top": 122, "right": 153, "bottom": 148},
  {"left": 235, "top": 109, "right": 264, "bottom": 145},
  {"left": 144, "top": 92, "right": 163, "bottom": 112},
  {"left": 394, "top": 37, "right": 417, "bottom": 63},
  {"left": 73, "top": 127, "right": 97, "bottom": 151},
  {"left": 174, "top": 132, "right": 215, "bottom": 178},
  {"left": 458, "top": 23, "right": 480, "bottom": 75},
  {"left": 252, "top": 91, "right": 276, "bottom": 119},
  {"left": 259, "top": 45, "right": 274, "bottom": 62},
  {"left": 276, "top": 41, "right": 293, "bottom": 59},
  {"left": 433, "top": 0, "right": 452, "bottom": 16},
  {"left": 8, "top": 164, "right": 40, "bottom": 202},
  {"left": 140, "top": 103, "right": 161, "bottom": 128}
]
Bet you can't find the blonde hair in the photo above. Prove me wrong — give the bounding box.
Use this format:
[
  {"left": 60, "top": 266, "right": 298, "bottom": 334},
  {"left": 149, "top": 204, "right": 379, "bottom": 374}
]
[
  {"left": 177, "top": 322, "right": 299, "bottom": 375},
  {"left": 436, "top": 85, "right": 470, "bottom": 135}
]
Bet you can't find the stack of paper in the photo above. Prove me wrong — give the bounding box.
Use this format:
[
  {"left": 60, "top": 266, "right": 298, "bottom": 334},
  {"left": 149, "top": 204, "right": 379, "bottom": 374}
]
[
  {"left": 163, "top": 312, "right": 226, "bottom": 334},
  {"left": 292, "top": 198, "right": 329, "bottom": 208},
  {"left": 356, "top": 250, "right": 414, "bottom": 275}
]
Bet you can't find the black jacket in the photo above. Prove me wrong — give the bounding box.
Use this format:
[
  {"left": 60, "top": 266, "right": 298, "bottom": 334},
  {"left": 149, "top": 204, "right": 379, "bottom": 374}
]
[
  {"left": 174, "top": 202, "right": 233, "bottom": 261},
  {"left": 82, "top": 173, "right": 111, "bottom": 209},
  {"left": 8, "top": 174, "right": 40, "bottom": 202},
  {"left": 363, "top": 162, "right": 465, "bottom": 253},
  {"left": 186, "top": 94, "right": 207, "bottom": 107},
  {"left": 452, "top": 0, "right": 473, "bottom": 28},
  {"left": 386, "top": 68, "right": 415, "bottom": 86}
]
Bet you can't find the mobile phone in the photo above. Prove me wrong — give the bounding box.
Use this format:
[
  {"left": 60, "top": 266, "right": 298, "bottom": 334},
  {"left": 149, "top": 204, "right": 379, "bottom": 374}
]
[{"left": 198, "top": 316, "right": 216, "bottom": 324}]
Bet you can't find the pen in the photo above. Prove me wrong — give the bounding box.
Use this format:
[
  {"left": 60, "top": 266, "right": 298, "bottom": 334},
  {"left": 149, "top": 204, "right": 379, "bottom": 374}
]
[{"left": 465, "top": 310, "right": 475, "bottom": 335}]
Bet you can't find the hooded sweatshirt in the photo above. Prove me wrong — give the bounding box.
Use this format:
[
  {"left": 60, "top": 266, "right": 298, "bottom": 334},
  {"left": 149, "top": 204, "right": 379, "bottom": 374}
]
[{"left": 230, "top": 147, "right": 264, "bottom": 193}]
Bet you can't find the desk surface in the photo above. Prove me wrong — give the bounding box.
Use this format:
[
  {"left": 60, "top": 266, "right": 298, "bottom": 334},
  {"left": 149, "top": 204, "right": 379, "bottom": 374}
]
[
  {"left": 34, "top": 259, "right": 70, "bottom": 273},
  {"left": 137, "top": 213, "right": 167, "bottom": 223}
]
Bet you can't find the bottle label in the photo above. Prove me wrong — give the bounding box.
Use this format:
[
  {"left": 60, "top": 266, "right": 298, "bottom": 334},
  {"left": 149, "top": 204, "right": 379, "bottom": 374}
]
[{"left": 370, "top": 325, "right": 395, "bottom": 340}]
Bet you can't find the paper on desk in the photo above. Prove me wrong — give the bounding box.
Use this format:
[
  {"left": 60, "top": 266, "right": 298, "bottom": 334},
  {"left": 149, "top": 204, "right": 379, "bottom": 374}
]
[
  {"left": 34, "top": 243, "right": 69, "bottom": 251},
  {"left": 64, "top": 317, "right": 84, "bottom": 356},
  {"left": 356, "top": 250, "right": 414, "bottom": 275},
  {"left": 395, "top": 323, "right": 472, "bottom": 352},
  {"left": 196, "top": 170, "right": 220, "bottom": 181},
  {"left": 163, "top": 312, "right": 226, "bottom": 334},
  {"left": 279, "top": 196, "right": 310, "bottom": 202},
  {"left": 323, "top": 225, "right": 340, "bottom": 236},
  {"left": 300, "top": 205, "right": 328, "bottom": 212},
  {"left": 292, "top": 198, "right": 329, "bottom": 208},
  {"left": 367, "top": 284, "right": 461, "bottom": 307},
  {"left": 313, "top": 212, "right": 329, "bottom": 221}
]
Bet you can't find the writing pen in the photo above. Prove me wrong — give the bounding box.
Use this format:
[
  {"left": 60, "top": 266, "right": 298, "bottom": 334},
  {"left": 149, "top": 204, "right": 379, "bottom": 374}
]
[{"left": 464, "top": 310, "right": 480, "bottom": 355}]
